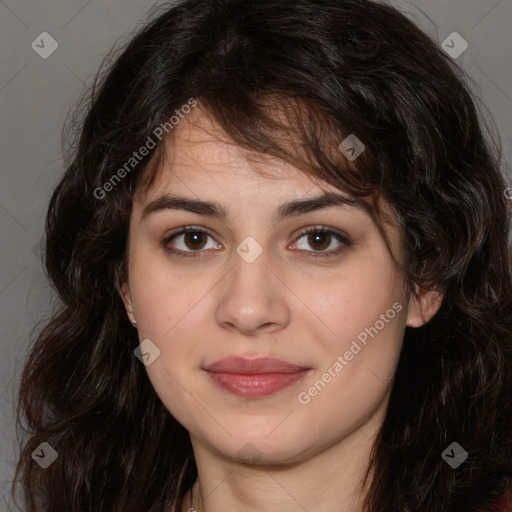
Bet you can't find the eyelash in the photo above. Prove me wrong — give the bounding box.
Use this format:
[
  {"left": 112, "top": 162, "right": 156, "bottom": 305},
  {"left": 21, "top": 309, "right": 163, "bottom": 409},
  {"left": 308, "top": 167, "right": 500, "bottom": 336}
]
[{"left": 162, "top": 225, "right": 351, "bottom": 259}]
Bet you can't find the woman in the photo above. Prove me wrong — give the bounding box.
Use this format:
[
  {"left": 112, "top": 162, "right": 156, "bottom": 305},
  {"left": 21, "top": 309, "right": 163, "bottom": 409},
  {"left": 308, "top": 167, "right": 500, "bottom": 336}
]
[{"left": 12, "top": 0, "right": 512, "bottom": 511}]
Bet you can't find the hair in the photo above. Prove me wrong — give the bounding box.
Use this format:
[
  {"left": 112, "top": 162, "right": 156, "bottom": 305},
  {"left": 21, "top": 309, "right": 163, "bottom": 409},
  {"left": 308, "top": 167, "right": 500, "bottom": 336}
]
[{"left": 12, "top": 0, "right": 512, "bottom": 511}]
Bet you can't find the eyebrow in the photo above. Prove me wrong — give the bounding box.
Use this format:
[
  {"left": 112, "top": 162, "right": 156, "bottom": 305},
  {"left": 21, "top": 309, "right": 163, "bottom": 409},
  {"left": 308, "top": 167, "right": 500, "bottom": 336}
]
[{"left": 141, "top": 192, "right": 367, "bottom": 222}]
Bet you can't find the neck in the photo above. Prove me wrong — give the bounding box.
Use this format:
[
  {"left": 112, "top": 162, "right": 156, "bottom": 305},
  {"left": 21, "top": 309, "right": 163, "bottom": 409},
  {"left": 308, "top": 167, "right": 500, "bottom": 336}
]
[{"left": 181, "top": 411, "right": 382, "bottom": 512}]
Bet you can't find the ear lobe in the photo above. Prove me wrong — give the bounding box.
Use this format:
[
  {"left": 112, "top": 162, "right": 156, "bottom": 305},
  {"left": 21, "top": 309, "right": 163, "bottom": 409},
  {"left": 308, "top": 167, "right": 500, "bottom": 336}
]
[
  {"left": 120, "top": 282, "right": 136, "bottom": 325},
  {"left": 406, "top": 287, "right": 443, "bottom": 328}
]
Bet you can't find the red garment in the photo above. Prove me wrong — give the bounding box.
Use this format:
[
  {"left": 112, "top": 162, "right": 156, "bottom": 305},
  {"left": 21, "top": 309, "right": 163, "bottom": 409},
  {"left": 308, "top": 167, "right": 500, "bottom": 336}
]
[{"left": 497, "top": 487, "right": 512, "bottom": 511}]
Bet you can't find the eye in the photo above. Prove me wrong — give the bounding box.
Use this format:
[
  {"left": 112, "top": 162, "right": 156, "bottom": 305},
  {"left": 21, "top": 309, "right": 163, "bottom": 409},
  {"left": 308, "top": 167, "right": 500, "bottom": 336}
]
[
  {"left": 162, "top": 225, "right": 350, "bottom": 259},
  {"left": 290, "top": 226, "right": 350, "bottom": 257},
  {"left": 163, "top": 227, "right": 222, "bottom": 258}
]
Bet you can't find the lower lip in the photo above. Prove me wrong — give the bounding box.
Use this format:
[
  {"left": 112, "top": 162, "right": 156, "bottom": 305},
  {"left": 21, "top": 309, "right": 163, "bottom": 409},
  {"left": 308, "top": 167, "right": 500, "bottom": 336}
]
[{"left": 205, "top": 370, "right": 310, "bottom": 397}]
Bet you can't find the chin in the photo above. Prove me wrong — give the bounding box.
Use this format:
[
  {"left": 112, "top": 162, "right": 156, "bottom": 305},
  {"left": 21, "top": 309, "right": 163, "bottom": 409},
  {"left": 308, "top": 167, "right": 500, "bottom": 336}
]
[{"left": 195, "top": 421, "right": 321, "bottom": 466}]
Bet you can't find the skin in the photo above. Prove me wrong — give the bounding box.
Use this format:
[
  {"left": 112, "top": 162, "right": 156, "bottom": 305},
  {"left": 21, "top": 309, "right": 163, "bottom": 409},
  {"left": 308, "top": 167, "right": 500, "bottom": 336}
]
[{"left": 121, "top": 106, "right": 441, "bottom": 512}]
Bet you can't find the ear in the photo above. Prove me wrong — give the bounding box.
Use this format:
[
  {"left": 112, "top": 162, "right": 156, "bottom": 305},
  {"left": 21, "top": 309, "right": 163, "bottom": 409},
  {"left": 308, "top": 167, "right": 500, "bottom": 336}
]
[
  {"left": 120, "top": 282, "right": 136, "bottom": 325},
  {"left": 406, "top": 286, "right": 443, "bottom": 328}
]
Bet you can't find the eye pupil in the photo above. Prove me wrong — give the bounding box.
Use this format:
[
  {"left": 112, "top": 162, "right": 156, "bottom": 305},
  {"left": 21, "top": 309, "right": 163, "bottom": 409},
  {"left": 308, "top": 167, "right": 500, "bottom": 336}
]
[
  {"left": 185, "top": 231, "right": 207, "bottom": 250},
  {"left": 309, "top": 232, "right": 330, "bottom": 250}
]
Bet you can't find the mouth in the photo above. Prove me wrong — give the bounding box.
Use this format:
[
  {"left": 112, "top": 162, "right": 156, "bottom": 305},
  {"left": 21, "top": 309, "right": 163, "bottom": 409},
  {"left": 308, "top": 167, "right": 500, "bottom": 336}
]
[{"left": 203, "top": 356, "right": 312, "bottom": 397}]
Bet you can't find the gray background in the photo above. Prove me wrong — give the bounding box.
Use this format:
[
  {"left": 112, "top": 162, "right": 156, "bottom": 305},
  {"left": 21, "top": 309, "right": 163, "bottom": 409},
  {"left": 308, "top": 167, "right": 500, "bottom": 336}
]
[{"left": 0, "top": 1, "right": 511, "bottom": 510}]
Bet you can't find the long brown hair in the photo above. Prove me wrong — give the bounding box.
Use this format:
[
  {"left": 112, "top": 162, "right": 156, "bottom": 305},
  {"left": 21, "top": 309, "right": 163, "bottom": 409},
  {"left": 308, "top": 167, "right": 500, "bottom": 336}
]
[{"left": 13, "top": 0, "right": 512, "bottom": 511}]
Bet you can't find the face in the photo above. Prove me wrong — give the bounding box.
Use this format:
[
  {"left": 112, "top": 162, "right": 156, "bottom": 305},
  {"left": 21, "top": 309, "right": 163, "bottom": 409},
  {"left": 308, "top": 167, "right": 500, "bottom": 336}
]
[{"left": 122, "top": 107, "right": 438, "bottom": 466}]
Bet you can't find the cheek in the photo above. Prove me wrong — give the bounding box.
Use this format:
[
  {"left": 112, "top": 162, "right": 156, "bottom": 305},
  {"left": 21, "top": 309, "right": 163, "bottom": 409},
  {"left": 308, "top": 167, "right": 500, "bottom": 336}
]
[
  {"left": 304, "top": 251, "right": 405, "bottom": 350},
  {"left": 127, "top": 247, "right": 209, "bottom": 410},
  {"left": 129, "top": 270, "right": 208, "bottom": 430},
  {"left": 296, "top": 249, "right": 407, "bottom": 413},
  {"left": 128, "top": 239, "right": 205, "bottom": 334},
  {"left": 294, "top": 300, "right": 405, "bottom": 443},
  {"left": 130, "top": 272, "right": 210, "bottom": 395}
]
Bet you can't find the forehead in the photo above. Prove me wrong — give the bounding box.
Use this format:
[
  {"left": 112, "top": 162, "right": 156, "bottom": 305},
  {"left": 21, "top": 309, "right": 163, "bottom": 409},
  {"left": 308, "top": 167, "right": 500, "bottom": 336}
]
[
  {"left": 138, "top": 105, "right": 343, "bottom": 202},
  {"left": 133, "top": 106, "right": 398, "bottom": 228},
  {"left": 172, "top": 106, "right": 317, "bottom": 180}
]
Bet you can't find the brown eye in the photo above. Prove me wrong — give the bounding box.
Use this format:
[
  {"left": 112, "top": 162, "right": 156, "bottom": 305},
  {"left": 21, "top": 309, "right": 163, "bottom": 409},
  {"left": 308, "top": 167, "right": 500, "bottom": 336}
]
[
  {"left": 163, "top": 225, "right": 349, "bottom": 259},
  {"left": 306, "top": 232, "right": 331, "bottom": 251},
  {"left": 182, "top": 231, "right": 208, "bottom": 250},
  {"left": 292, "top": 227, "right": 350, "bottom": 257},
  {"left": 163, "top": 227, "right": 222, "bottom": 258}
]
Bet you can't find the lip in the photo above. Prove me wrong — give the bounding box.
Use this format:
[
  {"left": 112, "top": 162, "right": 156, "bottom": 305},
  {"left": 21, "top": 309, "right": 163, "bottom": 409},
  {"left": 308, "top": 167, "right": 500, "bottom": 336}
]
[{"left": 203, "top": 357, "right": 311, "bottom": 397}]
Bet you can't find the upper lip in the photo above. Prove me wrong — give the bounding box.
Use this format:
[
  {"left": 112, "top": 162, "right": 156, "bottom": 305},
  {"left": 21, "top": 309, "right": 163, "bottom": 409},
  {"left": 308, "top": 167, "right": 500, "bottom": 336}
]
[{"left": 203, "top": 357, "right": 310, "bottom": 374}]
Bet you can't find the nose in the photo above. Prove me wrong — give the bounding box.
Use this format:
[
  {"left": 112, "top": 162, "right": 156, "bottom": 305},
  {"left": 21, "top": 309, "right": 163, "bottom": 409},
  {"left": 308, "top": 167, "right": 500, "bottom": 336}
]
[{"left": 215, "top": 248, "right": 291, "bottom": 336}]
